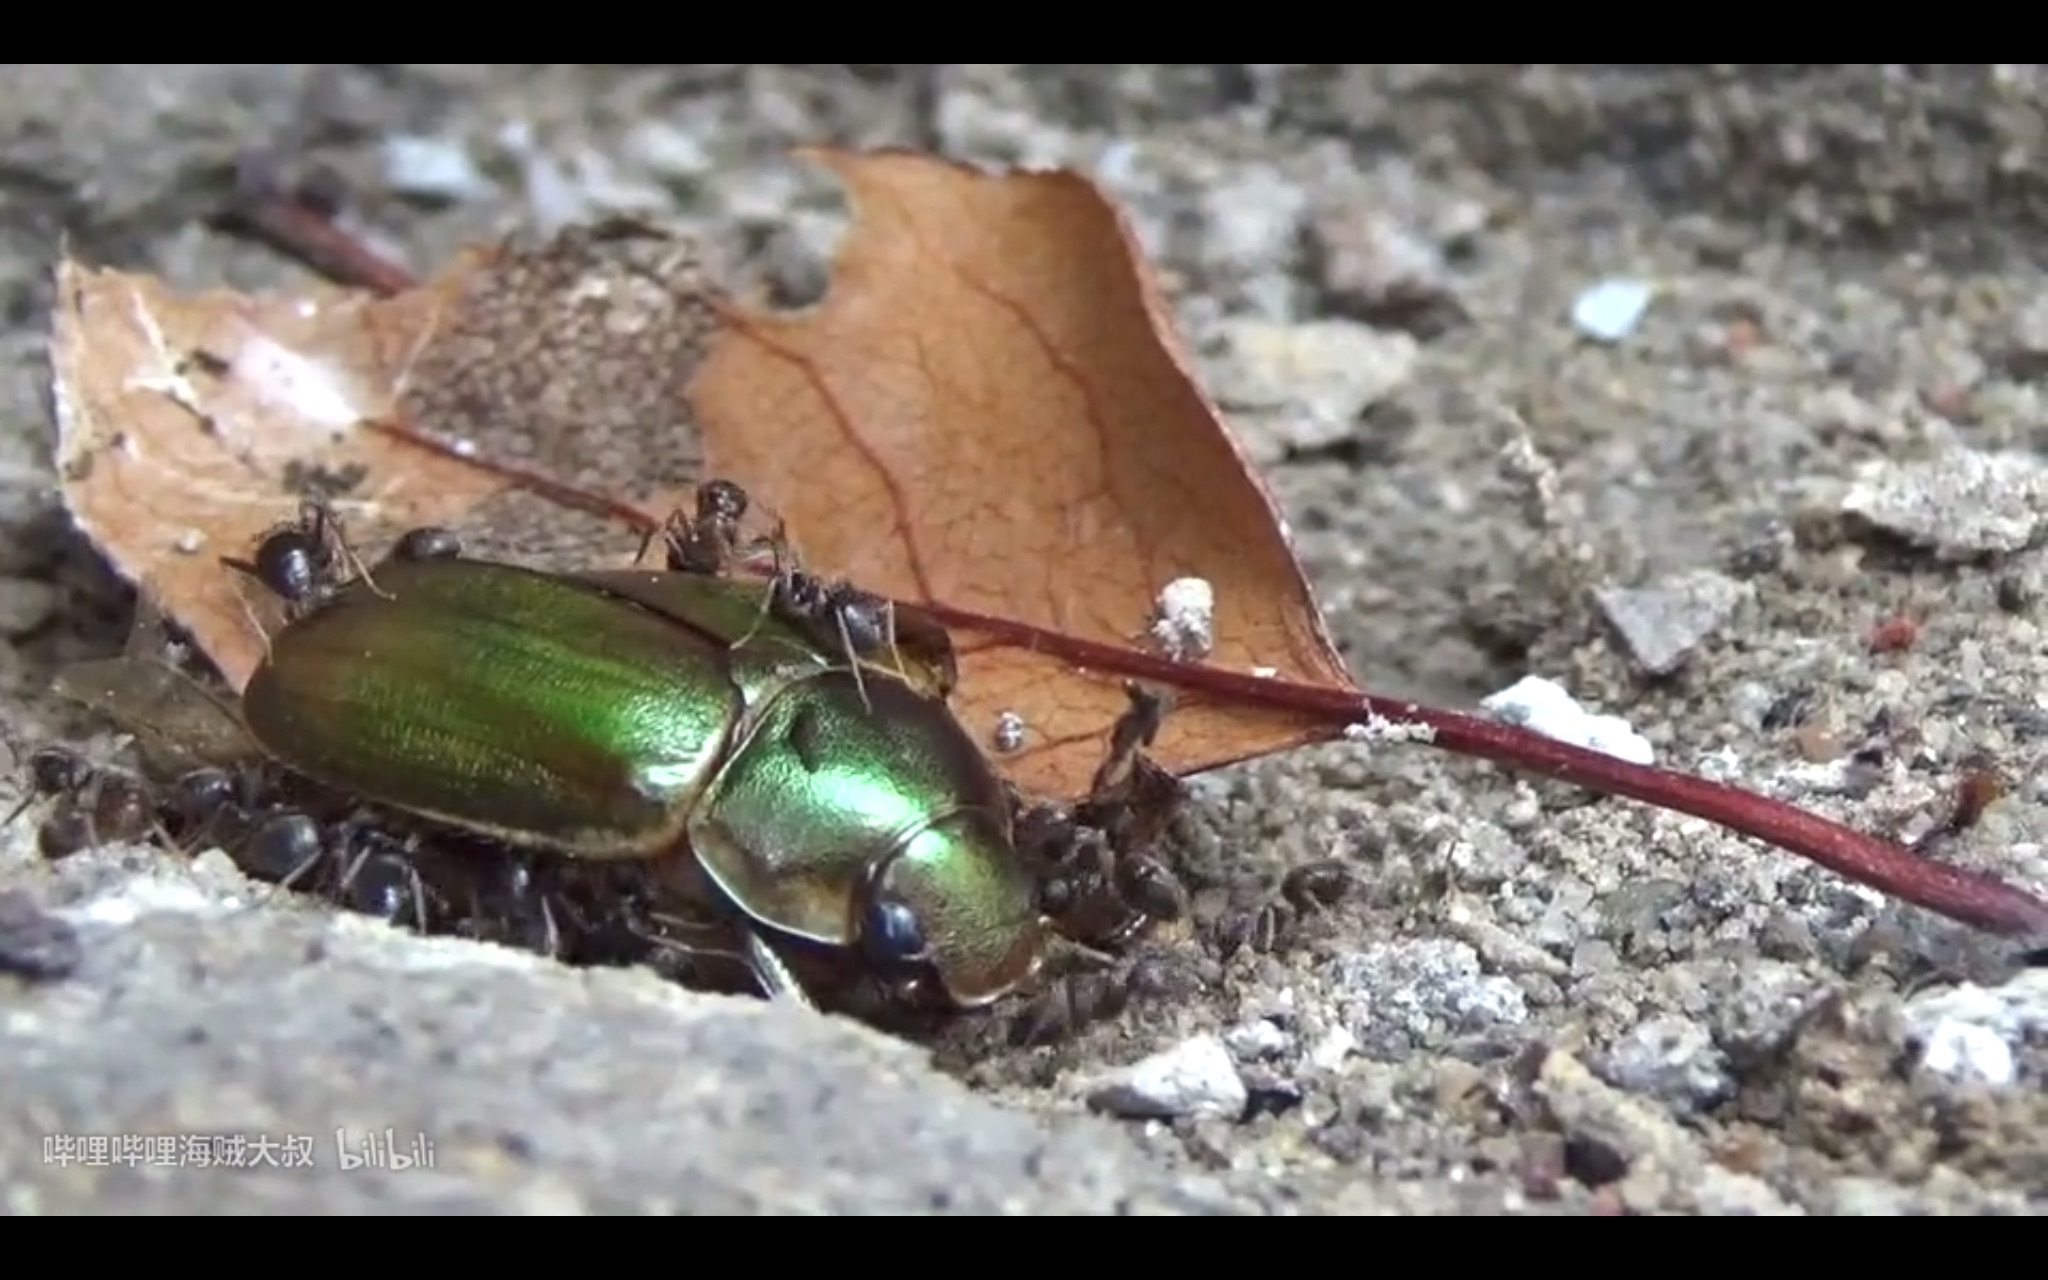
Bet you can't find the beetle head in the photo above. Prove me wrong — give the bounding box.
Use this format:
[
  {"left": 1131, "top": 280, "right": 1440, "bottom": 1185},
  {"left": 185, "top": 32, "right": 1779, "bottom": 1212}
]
[{"left": 858, "top": 806, "right": 1045, "bottom": 1008}]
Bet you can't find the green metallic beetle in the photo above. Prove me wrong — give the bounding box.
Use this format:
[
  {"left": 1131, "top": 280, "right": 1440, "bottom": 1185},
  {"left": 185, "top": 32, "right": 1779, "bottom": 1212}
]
[{"left": 226, "top": 492, "right": 1057, "bottom": 1012}]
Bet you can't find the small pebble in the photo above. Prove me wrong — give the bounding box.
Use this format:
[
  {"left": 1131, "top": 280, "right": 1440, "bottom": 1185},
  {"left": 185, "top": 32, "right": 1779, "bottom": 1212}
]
[
  {"left": 1086, "top": 1034, "right": 1247, "bottom": 1120},
  {"left": 1570, "top": 279, "right": 1654, "bottom": 343},
  {"left": 623, "top": 122, "right": 712, "bottom": 179},
  {"left": 1903, "top": 970, "right": 2048, "bottom": 1088},
  {"left": 1212, "top": 319, "right": 1419, "bottom": 464},
  {"left": 1325, "top": 939, "right": 1527, "bottom": 1051},
  {"left": 1200, "top": 164, "right": 1308, "bottom": 284},
  {"left": 1481, "top": 676, "right": 1655, "bottom": 766},
  {"left": 1304, "top": 200, "right": 1465, "bottom": 335},
  {"left": 1305, "top": 1025, "right": 1356, "bottom": 1072},
  {"left": 1223, "top": 1018, "right": 1292, "bottom": 1062},
  {"left": 1602, "top": 1015, "right": 1733, "bottom": 1111},
  {"left": 380, "top": 134, "right": 495, "bottom": 203},
  {"left": 1916, "top": 1019, "right": 2015, "bottom": 1087},
  {"left": 0, "top": 578, "right": 56, "bottom": 636},
  {"left": 0, "top": 890, "right": 83, "bottom": 981},
  {"left": 1840, "top": 448, "right": 2048, "bottom": 560},
  {"left": 1594, "top": 571, "right": 1751, "bottom": 677}
]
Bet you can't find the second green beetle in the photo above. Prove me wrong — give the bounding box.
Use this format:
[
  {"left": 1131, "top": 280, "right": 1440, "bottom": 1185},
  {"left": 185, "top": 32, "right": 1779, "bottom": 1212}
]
[{"left": 233, "top": 485, "right": 1055, "bottom": 1010}]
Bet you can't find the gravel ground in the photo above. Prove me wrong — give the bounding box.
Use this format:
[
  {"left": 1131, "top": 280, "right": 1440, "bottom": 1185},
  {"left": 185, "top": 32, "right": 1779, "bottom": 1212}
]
[{"left": 3, "top": 65, "right": 2046, "bottom": 1215}]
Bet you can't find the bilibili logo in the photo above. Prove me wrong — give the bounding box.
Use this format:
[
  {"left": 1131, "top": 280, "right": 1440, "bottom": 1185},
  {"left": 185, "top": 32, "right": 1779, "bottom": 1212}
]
[{"left": 335, "top": 1128, "right": 437, "bottom": 1172}]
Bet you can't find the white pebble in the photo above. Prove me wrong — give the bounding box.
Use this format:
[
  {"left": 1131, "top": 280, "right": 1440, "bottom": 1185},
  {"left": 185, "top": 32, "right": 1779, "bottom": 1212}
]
[
  {"left": 1085, "top": 1034, "right": 1247, "bottom": 1120},
  {"left": 1480, "top": 676, "right": 1655, "bottom": 765},
  {"left": 1917, "top": 1018, "right": 2016, "bottom": 1087},
  {"left": 1905, "top": 970, "right": 2048, "bottom": 1089},
  {"left": 1305, "top": 1025, "right": 1356, "bottom": 1071},
  {"left": 1570, "top": 278, "right": 1654, "bottom": 343},
  {"left": 1223, "top": 1018, "right": 1292, "bottom": 1062}
]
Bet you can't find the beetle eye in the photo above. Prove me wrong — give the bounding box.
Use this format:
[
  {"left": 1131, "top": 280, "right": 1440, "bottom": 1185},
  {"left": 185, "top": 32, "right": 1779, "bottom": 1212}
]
[{"left": 860, "top": 896, "right": 928, "bottom": 971}]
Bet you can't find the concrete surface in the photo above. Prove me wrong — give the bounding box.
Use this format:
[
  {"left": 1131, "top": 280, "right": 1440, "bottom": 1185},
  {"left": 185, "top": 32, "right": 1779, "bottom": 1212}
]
[{"left": 3, "top": 65, "right": 2045, "bottom": 1215}]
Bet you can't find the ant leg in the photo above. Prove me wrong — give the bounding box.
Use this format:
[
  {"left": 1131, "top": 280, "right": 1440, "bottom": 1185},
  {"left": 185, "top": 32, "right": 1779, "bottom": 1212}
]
[
  {"left": 833, "top": 605, "right": 874, "bottom": 713},
  {"left": 1006, "top": 934, "right": 1130, "bottom": 1047},
  {"left": 1216, "top": 860, "right": 1352, "bottom": 961},
  {"left": 13, "top": 748, "right": 169, "bottom": 861}
]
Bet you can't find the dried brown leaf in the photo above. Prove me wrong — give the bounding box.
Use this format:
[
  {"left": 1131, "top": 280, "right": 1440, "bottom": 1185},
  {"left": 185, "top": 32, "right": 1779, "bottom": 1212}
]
[
  {"left": 52, "top": 223, "right": 728, "bottom": 693},
  {"left": 51, "top": 251, "right": 508, "bottom": 690},
  {"left": 690, "top": 150, "right": 1356, "bottom": 797}
]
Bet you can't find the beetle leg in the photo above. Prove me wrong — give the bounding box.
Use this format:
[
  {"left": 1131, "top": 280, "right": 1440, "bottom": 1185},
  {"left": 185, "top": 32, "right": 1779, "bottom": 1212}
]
[
  {"left": 633, "top": 905, "right": 814, "bottom": 1005},
  {"left": 433, "top": 856, "right": 561, "bottom": 959},
  {"left": 741, "top": 930, "right": 816, "bottom": 1009}
]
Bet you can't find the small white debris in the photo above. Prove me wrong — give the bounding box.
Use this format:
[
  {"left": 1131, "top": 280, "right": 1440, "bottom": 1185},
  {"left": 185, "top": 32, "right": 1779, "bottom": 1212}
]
[
  {"left": 1085, "top": 1033, "right": 1247, "bottom": 1120},
  {"left": 1603, "top": 1015, "right": 1733, "bottom": 1111},
  {"left": 623, "top": 122, "right": 711, "bottom": 178},
  {"left": 1481, "top": 676, "right": 1655, "bottom": 766},
  {"left": 1305, "top": 1025, "right": 1356, "bottom": 1072},
  {"left": 1917, "top": 1019, "right": 2015, "bottom": 1087},
  {"left": 990, "top": 711, "right": 1027, "bottom": 754},
  {"left": 1904, "top": 970, "right": 2048, "bottom": 1089},
  {"left": 232, "top": 334, "right": 368, "bottom": 430},
  {"left": 1342, "top": 714, "right": 1437, "bottom": 747},
  {"left": 380, "top": 134, "right": 495, "bottom": 204},
  {"left": 1570, "top": 278, "right": 1654, "bottom": 343},
  {"left": 172, "top": 529, "right": 205, "bottom": 555},
  {"left": 1149, "top": 577, "right": 1215, "bottom": 661},
  {"left": 1250, "top": 665, "right": 1278, "bottom": 679},
  {"left": 1223, "top": 1018, "right": 1292, "bottom": 1062}
]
